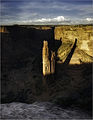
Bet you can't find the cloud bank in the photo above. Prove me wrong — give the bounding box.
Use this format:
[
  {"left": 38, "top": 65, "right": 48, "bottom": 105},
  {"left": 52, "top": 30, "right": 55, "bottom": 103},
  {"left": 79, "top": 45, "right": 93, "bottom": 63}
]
[
  {"left": 34, "top": 16, "right": 65, "bottom": 22},
  {"left": 14, "top": 16, "right": 93, "bottom": 25}
]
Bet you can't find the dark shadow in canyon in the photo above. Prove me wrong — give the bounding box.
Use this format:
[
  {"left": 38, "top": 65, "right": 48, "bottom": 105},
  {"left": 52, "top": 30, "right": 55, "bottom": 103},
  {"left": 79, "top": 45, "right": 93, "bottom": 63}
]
[
  {"left": 64, "top": 38, "right": 77, "bottom": 65},
  {"left": 1, "top": 25, "right": 54, "bottom": 72},
  {"left": 1, "top": 25, "right": 61, "bottom": 103},
  {"left": 55, "top": 62, "right": 92, "bottom": 114}
]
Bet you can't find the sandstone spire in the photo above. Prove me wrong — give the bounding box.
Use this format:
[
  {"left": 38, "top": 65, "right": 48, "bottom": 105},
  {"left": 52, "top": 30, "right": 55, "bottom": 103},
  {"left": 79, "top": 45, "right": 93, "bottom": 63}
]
[{"left": 42, "top": 40, "right": 50, "bottom": 76}]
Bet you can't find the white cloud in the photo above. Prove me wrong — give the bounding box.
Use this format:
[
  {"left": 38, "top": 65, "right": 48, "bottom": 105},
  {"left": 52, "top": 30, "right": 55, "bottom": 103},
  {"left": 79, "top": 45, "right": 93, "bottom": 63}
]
[
  {"left": 86, "top": 18, "right": 93, "bottom": 22},
  {"left": 53, "top": 16, "right": 65, "bottom": 22},
  {"left": 34, "top": 16, "right": 65, "bottom": 23},
  {"left": 35, "top": 18, "right": 51, "bottom": 22}
]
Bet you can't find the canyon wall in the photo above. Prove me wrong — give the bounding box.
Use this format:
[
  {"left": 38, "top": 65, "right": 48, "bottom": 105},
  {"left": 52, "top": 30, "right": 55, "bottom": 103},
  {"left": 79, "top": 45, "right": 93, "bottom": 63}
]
[{"left": 54, "top": 25, "right": 93, "bottom": 64}]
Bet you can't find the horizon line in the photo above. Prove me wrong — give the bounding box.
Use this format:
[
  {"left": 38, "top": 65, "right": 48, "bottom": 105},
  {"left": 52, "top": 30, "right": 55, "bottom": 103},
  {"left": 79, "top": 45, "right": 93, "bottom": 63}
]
[{"left": 0, "top": 23, "right": 92, "bottom": 26}]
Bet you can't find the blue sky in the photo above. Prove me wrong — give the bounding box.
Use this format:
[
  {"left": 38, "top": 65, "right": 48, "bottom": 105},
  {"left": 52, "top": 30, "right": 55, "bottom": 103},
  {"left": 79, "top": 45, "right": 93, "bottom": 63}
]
[{"left": 0, "top": 0, "right": 93, "bottom": 25}]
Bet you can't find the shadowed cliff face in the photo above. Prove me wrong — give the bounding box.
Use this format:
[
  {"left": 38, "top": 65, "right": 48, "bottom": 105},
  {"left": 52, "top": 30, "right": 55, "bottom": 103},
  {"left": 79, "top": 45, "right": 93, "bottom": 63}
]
[
  {"left": 1, "top": 25, "right": 55, "bottom": 103},
  {"left": 1, "top": 25, "right": 92, "bottom": 115},
  {"left": 1, "top": 26, "right": 54, "bottom": 72}
]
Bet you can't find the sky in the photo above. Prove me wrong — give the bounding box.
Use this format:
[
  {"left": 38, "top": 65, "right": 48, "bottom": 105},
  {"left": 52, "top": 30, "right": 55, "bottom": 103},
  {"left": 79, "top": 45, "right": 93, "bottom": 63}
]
[{"left": 0, "top": 0, "right": 93, "bottom": 25}]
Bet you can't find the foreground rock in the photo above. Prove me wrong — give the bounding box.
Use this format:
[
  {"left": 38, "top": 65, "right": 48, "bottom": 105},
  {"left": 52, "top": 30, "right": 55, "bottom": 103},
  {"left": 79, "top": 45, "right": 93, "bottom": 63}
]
[{"left": 0, "top": 102, "right": 91, "bottom": 119}]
